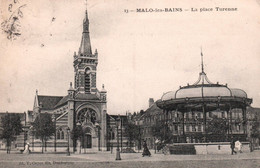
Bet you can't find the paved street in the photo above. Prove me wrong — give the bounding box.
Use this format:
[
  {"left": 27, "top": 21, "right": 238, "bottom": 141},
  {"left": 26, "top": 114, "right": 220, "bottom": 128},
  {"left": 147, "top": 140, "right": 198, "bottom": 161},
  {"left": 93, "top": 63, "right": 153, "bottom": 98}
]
[{"left": 0, "top": 150, "right": 260, "bottom": 168}]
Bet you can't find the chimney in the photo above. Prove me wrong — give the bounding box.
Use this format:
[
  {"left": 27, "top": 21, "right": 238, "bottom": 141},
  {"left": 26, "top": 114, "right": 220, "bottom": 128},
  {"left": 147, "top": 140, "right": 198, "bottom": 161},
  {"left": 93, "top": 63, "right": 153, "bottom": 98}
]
[{"left": 149, "top": 98, "right": 154, "bottom": 107}]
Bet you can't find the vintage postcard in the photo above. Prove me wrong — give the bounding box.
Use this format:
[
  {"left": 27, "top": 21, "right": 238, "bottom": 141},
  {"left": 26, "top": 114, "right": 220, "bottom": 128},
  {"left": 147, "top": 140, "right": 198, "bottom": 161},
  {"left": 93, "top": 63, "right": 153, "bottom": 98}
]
[{"left": 0, "top": 0, "right": 260, "bottom": 167}]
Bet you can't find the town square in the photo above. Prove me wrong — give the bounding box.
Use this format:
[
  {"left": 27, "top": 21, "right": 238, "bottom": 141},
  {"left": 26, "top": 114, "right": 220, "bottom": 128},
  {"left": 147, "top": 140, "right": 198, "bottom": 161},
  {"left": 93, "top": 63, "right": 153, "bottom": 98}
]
[{"left": 0, "top": 0, "right": 260, "bottom": 167}]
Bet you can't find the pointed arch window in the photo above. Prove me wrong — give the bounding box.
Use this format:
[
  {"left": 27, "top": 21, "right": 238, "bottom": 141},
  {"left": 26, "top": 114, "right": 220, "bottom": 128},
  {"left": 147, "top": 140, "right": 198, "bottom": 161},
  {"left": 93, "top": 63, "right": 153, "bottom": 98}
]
[
  {"left": 57, "top": 131, "right": 60, "bottom": 140},
  {"left": 61, "top": 131, "right": 64, "bottom": 139}
]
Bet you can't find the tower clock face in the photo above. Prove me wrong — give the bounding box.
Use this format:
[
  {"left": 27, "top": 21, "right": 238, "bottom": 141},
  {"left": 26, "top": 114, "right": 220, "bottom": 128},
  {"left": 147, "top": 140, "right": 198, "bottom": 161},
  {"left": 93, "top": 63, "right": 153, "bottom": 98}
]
[{"left": 77, "top": 108, "right": 97, "bottom": 124}]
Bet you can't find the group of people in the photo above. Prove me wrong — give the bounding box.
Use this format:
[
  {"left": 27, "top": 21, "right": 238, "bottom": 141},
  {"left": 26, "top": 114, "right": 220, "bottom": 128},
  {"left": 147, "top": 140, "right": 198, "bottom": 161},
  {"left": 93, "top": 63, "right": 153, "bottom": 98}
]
[{"left": 230, "top": 138, "right": 243, "bottom": 155}]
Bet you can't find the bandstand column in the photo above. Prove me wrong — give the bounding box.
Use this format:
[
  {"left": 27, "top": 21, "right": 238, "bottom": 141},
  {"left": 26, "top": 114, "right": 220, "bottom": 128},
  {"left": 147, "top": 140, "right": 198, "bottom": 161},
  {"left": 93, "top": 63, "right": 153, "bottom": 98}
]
[
  {"left": 165, "top": 110, "right": 169, "bottom": 142},
  {"left": 202, "top": 105, "right": 207, "bottom": 142},
  {"left": 242, "top": 107, "right": 247, "bottom": 136},
  {"left": 229, "top": 105, "right": 233, "bottom": 138},
  {"left": 182, "top": 112, "right": 186, "bottom": 142},
  {"left": 163, "top": 109, "right": 166, "bottom": 141},
  {"left": 227, "top": 109, "right": 230, "bottom": 140}
]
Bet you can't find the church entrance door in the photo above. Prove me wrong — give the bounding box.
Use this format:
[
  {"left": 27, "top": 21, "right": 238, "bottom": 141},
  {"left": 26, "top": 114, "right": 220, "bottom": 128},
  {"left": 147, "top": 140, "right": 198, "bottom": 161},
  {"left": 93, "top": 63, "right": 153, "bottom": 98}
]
[{"left": 83, "top": 134, "right": 92, "bottom": 148}]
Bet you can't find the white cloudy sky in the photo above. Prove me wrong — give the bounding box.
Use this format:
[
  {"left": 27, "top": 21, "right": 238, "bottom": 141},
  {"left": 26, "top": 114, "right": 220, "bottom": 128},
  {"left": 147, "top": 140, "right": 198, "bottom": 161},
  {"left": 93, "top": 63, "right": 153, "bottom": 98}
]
[{"left": 0, "top": 0, "right": 260, "bottom": 115}]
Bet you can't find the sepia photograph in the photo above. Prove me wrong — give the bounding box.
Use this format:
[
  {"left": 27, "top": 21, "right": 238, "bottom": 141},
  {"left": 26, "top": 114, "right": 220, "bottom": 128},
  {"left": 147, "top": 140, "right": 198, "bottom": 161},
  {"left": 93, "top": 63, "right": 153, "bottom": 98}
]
[{"left": 0, "top": 0, "right": 260, "bottom": 167}]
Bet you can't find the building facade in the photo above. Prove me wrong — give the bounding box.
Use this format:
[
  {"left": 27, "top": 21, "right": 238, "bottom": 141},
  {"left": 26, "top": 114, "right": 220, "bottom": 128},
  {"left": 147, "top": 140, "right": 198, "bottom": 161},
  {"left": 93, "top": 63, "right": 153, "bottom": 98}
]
[
  {"left": 137, "top": 100, "right": 255, "bottom": 149},
  {"left": 28, "top": 8, "right": 108, "bottom": 151}
]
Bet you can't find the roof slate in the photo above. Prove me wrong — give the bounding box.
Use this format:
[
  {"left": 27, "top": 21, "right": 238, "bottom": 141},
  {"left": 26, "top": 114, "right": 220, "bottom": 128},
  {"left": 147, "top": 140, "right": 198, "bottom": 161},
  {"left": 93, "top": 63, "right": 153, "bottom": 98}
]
[
  {"left": 54, "top": 95, "right": 70, "bottom": 108},
  {"left": 38, "top": 95, "right": 63, "bottom": 110}
]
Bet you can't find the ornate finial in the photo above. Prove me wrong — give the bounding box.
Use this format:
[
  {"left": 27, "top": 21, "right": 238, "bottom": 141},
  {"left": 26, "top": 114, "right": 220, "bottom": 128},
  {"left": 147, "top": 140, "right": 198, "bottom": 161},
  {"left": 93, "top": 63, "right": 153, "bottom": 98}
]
[
  {"left": 201, "top": 47, "right": 204, "bottom": 73},
  {"left": 69, "top": 82, "right": 73, "bottom": 90},
  {"left": 102, "top": 84, "right": 104, "bottom": 89},
  {"left": 36, "top": 89, "right": 38, "bottom": 95}
]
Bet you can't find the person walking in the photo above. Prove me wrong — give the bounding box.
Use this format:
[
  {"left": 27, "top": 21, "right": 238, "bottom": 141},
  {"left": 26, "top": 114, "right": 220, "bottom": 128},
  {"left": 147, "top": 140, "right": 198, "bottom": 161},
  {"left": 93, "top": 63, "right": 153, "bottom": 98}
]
[
  {"left": 6, "top": 140, "right": 11, "bottom": 154},
  {"left": 235, "top": 140, "right": 243, "bottom": 153},
  {"left": 230, "top": 138, "right": 237, "bottom": 155},
  {"left": 24, "top": 142, "right": 30, "bottom": 154},
  {"left": 142, "top": 140, "right": 151, "bottom": 157}
]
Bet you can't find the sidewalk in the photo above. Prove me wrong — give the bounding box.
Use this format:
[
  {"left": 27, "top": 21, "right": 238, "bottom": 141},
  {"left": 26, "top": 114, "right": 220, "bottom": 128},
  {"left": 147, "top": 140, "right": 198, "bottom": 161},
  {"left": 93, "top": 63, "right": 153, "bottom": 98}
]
[{"left": 69, "top": 150, "right": 260, "bottom": 162}]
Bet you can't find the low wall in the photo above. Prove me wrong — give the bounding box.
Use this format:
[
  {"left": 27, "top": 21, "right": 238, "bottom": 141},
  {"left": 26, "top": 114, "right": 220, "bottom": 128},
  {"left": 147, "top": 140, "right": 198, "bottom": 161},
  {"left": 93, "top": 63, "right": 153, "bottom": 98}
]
[
  {"left": 165, "top": 142, "right": 250, "bottom": 155},
  {"left": 194, "top": 142, "right": 250, "bottom": 154}
]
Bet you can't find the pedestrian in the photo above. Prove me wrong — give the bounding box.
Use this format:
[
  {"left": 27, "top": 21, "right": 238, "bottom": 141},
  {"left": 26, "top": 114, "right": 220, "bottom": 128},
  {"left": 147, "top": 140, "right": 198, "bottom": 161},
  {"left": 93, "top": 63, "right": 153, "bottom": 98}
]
[
  {"left": 155, "top": 139, "right": 160, "bottom": 152},
  {"left": 24, "top": 142, "right": 30, "bottom": 154},
  {"left": 230, "top": 138, "right": 237, "bottom": 155},
  {"left": 235, "top": 140, "right": 243, "bottom": 153},
  {"left": 142, "top": 140, "right": 151, "bottom": 157}
]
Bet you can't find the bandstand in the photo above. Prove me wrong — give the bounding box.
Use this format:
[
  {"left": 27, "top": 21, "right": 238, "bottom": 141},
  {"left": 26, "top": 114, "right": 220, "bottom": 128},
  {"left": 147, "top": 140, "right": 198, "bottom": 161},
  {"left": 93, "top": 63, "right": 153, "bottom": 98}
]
[{"left": 156, "top": 53, "right": 252, "bottom": 144}]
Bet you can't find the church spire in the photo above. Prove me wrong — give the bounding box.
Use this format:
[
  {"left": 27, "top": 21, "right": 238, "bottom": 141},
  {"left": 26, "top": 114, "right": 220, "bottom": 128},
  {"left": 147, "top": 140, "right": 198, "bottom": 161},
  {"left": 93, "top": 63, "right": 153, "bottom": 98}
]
[
  {"left": 83, "top": 9, "right": 89, "bottom": 33},
  {"left": 74, "top": 4, "right": 98, "bottom": 94},
  {"left": 78, "top": 6, "right": 92, "bottom": 56}
]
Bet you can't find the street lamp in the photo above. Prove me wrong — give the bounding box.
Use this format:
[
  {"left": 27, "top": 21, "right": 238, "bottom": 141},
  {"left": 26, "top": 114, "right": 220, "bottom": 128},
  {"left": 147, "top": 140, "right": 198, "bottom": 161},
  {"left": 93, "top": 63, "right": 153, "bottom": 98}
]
[
  {"left": 52, "top": 113, "right": 56, "bottom": 152},
  {"left": 115, "top": 115, "right": 121, "bottom": 160},
  {"left": 95, "top": 122, "right": 101, "bottom": 151},
  {"left": 30, "top": 126, "right": 34, "bottom": 152},
  {"left": 67, "top": 127, "right": 70, "bottom": 156},
  {"left": 76, "top": 122, "right": 82, "bottom": 154},
  {"left": 110, "top": 128, "right": 113, "bottom": 154},
  {"left": 137, "top": 120, "right": 142, "bottom": 152},
  {"left": 23, "top": 128, "right": 26, "bottom": 151}
]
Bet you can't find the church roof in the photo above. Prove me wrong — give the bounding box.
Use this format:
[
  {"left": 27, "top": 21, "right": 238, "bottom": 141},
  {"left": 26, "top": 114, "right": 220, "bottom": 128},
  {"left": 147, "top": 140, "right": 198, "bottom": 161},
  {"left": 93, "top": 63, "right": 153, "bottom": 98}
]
[
  {"left": 36, "top": 93, "right": 101, "bottom": 110},
  {"left": 37, "top": 95, "right": 63, "bottom": 110},
  {"left": 54, "top": 95, "right": 70, "bottom": 108}
]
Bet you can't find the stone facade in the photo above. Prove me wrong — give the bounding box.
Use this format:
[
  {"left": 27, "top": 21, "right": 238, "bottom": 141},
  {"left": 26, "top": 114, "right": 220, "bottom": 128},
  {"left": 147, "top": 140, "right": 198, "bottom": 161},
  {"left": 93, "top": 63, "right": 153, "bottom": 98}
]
[
  {"left": 136, "top": 98, "right": 258, "bottom": 150},
  {"left": 27, "top": 8, "right": 108, "bottom": 152}
]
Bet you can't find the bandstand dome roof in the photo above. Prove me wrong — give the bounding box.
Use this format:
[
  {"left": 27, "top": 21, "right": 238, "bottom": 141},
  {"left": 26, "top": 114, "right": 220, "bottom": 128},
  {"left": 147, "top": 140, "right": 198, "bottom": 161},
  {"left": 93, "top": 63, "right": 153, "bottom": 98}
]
[
  {"left": 161, "top": 87, "right": 248, "bottom": 101},
  {"left": 157, "top": 52, "right": 252, "bottom": 112}
]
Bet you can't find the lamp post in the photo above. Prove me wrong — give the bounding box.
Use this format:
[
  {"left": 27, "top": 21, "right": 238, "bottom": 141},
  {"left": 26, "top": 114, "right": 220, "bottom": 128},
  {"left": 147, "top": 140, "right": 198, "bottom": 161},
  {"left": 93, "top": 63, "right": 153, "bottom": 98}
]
[
  {"left": 23, "top": 128, "right": 26, "bottom": 151},
  {"left": 95, "top": 122, "right": 101, "bottom": 151},
  {"left": 39, "top": 102, "right": 43, "bottom": 153},
  {"left": 67, "top": 127, "right": 70, "bottom": 156},
  {"left": 52, "top": 113, "right": 56, "bottom": 153},
  {"left": 110, "top": 128, "right": 113, "bottom": 154},
  {"left": 30, "top": 126, "right": 34, "bottom": 152},
  {"left": 115, "top": 115, "right": 121, "bottom": 160},
  {"left": 137, "top": 121, "right": 141, "bottom": 153},
  {"left": 76, "top": 122, "right": 81, "bottom": 154}
]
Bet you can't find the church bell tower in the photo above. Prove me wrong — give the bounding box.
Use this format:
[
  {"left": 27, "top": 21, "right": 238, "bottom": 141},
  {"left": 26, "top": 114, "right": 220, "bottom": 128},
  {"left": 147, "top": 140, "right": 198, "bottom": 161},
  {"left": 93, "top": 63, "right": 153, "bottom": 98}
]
[{"left": 73, "top": 9, "right": 98, "bottom": 94}]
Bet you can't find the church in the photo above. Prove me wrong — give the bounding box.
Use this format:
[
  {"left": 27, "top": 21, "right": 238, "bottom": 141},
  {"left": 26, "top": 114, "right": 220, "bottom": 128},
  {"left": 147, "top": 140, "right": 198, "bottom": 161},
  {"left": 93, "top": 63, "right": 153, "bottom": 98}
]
[{"left": 28, "top": 8, "right": 109, "bottom": 152}]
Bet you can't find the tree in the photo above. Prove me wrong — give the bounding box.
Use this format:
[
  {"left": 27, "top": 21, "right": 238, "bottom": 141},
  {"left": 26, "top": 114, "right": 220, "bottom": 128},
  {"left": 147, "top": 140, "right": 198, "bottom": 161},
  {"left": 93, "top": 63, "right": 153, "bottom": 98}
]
[
  {"left": 70, "top": 125, "right": 83, "bottom": 152},
  {"left": 124, "top": 121, "right": 139, "bottom": 148},
  {"left": 32, "top": 113, "right": 55, "bottom": 153},
  {"left": 151, "top": 122, "right": 173, "bottom": 143},
  {"left": 206, "top": 116, "right": 229, "bottom": 141},
  {"left": 251, "top": 120, "right": 260, "bottom": 139},
  {"left": 1, "top": 113, "right": 23, "bottom": 153},
  {"left": 151, "top": 122, "right": 173, "bottom": 150}
]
